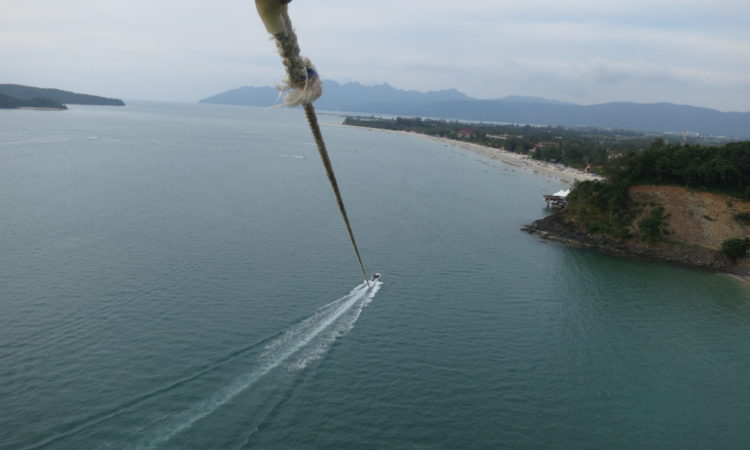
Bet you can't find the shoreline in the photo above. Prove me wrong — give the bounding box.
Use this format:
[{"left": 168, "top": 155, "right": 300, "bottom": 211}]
[
  {"left": 17, "top": 106, "right": 66, "bottom": 111},
  {"left": 336, "top": 126, "right": 750, "bottom": 287},
  {"left": 523, "top": 213, "right": 750, "bottom": 283},
  {"left": 730, "top": 274, "right": 750, "bottom": 286},
  {"left": 341, "top": 124, "right": 603, "bottom": 185}
]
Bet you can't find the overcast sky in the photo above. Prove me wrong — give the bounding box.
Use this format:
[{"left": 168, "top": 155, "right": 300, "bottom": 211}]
[{"left": 2, "top": 0, "right": 749, "bottom": 111}]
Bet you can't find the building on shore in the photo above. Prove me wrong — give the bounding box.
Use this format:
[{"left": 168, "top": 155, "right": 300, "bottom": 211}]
[{"left": 543, "top": 189, "right": 570, "bottom": 208}]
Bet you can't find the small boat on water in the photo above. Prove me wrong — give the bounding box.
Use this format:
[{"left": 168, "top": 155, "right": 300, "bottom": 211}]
[{"left": 370, "top": 273, "right": 381, "bottom": 282}]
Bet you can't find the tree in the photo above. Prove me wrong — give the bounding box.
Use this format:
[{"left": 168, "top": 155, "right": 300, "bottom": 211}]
[
  {"left": 721, "top": 238, "right": 750, "bottom": 261},
  {"left": 637, "top": 206, "right": 669, "bottom": 243}
]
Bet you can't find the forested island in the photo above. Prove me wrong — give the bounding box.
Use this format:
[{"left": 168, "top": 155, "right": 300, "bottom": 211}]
[
  {"left": 523, "top": 139, "right": 750, "bottom": 277},
  {"left": 0, "top": 92, "right": 66, "bottom": 110},
  {"left": 0, "top": 84, "right": 125, "bottom": 109}
]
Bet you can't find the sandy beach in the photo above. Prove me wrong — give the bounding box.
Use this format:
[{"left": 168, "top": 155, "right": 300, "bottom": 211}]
[{"left": 342, "top": 125, "right": 604, "bottom": 185}]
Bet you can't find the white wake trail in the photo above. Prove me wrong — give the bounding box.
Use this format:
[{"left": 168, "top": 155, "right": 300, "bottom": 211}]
[{"left": 137, "top": 281, "right": 381, "bottom": 449}]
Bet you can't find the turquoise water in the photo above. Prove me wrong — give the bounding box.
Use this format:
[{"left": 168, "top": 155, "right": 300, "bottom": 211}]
[{"left": 1, "top": 102, "right": 749, "bottom": 449}]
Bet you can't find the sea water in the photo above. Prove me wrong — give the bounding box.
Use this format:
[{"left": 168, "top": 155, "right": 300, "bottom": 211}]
[{"left": 1, "top": 102, "right": 749, "bottom": 449}]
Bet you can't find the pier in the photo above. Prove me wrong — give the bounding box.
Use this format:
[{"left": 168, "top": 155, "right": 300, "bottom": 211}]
[{"left": 544, "top": 189, "right": 570, "bottom": 208}]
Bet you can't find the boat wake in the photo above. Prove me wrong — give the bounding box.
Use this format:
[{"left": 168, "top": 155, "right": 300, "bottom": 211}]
[
  {"left": 25, "top": 281, "right": 381, "bottom": 450},
  {"left": 136, "top": 280, "right": 381, "bottom": 449}
]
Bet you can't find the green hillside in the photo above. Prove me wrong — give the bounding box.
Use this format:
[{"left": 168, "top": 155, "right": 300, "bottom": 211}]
[
  {"left": 0, "top": 84, "right": 124, "bottom": 106},
  {"left": 0, "top": 92, "right": 66, "bottom": 109}
]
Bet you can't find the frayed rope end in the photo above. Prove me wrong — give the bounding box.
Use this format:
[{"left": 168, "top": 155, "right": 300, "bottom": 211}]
[{"left": 277, "top": 58, "right": 322, "bottom": 107}]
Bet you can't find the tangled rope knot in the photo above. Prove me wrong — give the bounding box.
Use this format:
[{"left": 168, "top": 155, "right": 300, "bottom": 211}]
[
  {"left": 269, "top": 7, "right": 323, "bottom": 107},
  {"left": 277, "top": 56, "right": 322, "bottom": 107}
]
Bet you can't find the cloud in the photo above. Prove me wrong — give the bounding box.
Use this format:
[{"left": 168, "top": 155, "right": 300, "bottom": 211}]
[{"left": 1, "top": 0, "right": 748, "bottom": 110}]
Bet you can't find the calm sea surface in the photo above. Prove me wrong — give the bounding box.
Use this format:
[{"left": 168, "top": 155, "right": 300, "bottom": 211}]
[{"left": 1, "top": 102, "right": 749, "bottom": 449}]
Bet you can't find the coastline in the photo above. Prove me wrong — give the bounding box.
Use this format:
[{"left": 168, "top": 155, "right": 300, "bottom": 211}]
[
  {"left": 17, "top": 106, "right": 66, "bottom": 111},
  {"left": 342, "top": 124, "right": 750, "bottom": 285},
  {"left": 523, "top": 212, "right": 750, "bottom": 282},
  {"left": 340, "top": 124, "right": 603, "bottom": 185},
  {"left": 730, "top": 274, "right": 750, "bottom": 286}
]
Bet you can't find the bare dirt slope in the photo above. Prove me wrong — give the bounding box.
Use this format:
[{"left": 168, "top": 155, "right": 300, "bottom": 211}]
[
  {"left": 524, "top": 185, "right": 750, "bottom": 277},
  {"left": 629, "top": 186, "right": 750, "bottom": 249}
]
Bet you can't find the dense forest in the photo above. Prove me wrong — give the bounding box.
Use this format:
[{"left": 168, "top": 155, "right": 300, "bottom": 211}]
[
  {"left": 605, "top": 139, "right": 750, "bottom": 198},
  {"left": 344, "top": 116, "right": 729, "bottom": 170}
]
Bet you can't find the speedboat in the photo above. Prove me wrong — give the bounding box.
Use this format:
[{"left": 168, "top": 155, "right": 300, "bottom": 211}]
[{"left": 370, "top": 273, "right": 381, "bottom": 281}]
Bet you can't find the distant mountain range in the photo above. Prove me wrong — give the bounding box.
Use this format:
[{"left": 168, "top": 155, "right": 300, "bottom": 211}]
[
  {"left": 200, "top": 81, "right": 750, "bottom": 139},
  {"left": 0, "top": 84, "right": 125, "bottom": 108}
]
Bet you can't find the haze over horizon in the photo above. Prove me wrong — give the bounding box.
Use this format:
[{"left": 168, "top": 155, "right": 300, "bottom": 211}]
[{"left": 2, "top": 0, "right": 748, "bottom": 112}]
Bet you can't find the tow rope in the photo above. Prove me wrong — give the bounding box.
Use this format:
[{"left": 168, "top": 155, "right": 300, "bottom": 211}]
[{"left": 255, "top": 0, "right": 370, "bottom": 286}]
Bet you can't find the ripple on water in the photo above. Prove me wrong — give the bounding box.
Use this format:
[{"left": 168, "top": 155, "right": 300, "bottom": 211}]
[{"left": 2, "top": 103, "right": 749, "bottom": 449}]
